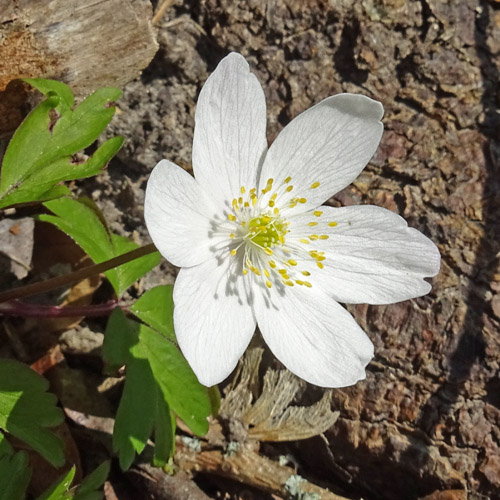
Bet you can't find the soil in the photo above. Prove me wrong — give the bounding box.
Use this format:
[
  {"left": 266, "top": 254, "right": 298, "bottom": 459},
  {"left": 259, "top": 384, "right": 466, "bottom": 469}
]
[{"left": 2, "top": 0, "right": 500, "bottom": 499}]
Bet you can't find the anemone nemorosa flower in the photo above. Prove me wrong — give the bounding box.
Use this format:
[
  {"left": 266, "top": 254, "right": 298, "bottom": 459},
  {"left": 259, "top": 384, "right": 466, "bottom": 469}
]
[{"left": 145, "top": 52, "right": 440, "bottom": 388}]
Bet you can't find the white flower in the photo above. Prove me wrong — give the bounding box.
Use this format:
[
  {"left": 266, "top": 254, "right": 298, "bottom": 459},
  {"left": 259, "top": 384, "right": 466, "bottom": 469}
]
[{"left": 145, "top": 53, "right": 440, "bottom": 388}]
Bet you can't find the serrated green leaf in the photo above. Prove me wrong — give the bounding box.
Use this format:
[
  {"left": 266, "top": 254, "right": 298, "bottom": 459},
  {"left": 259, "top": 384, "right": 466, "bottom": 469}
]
[
  {"left": 110, "top": 233, "right": 162, "bottom": 296},
  {"left": 0, "top": 450, "right": 31, "bottom": 500},
  {"left": 0, "top": 430, "right": 14, "bottom": 458},
  {"left": 73, "top": 460, "right": 110, "bottom": 500},
  {"left": 153, "top": 391, "right": 175, "bottom": 467},
  {"left": 102, "top": 308, "right": 138, "bottom": 368},
  {"left": 41, "top": 197, "right": 160, "bottom": 296},
  {"left": 130, "top": 286, "right": 175, "bottom": 341},
  {"left": 36, "top": 466, "right": 75, "bottom": 500},
  {"left": 0, "top": 80, "right": 122, "bottom": 209},
  {"left": 0, "top": 359, "right": 64, "bottom": 467},
  {"left": 139, "top": 325, "right": 210, "bottom": 436},
  {"left": 113, "top": 357, "right": 156, "bottom": 470},
  {"left": 103, "top": 310, "right": 181, "bottom": 469},
  {"left": 23, "top": 78, "right": 74, "bottom": 111}
]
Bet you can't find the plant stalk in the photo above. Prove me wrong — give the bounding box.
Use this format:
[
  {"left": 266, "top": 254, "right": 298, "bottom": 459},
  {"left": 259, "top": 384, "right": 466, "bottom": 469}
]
[
  {"left": 0, "top": 243, "right": 158, "bottom": 304},
  {"left": 0, "top": 299, "right": 123, "bottom": 317}
]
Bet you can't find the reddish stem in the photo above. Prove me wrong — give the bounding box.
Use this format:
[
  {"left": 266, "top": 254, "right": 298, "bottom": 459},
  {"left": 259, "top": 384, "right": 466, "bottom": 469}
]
[{"left": 0, "top": 299, "right": 124, "bottom": 318}]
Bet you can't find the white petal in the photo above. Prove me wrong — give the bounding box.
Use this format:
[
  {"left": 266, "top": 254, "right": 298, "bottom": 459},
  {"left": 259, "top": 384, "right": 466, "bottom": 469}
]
[
  {"left": 255, "top": 285, "right": 373, "bottom": 388},
  {"left": 173, "top": 254, "right": 256, "bottom": 386},
  {"left": 145, "top": 159, "right": 220, "bottom": 267},
  {"left": 287, "top": 205, "right": 441, "bottom": 304},
  {"left": 192, "top": 53, "right": 268, "bottom": 209},
  {"left": 259, "top": 94, "right": 383, "bottom": 215}
]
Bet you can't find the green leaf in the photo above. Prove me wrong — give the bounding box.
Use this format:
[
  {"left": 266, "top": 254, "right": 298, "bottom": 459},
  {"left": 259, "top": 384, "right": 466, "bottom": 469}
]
[
  {"left": 73, "top": 460, "right": 110, "bottom": 500},
  {"left": 0, "top": 450, "right": 31, "bottom": 500},
  {"left": 153, "top": 390, "right": 175, "bottom": 467},
  {"left": 103, "top": 310, "right": 206, "bottom": 469},
  {"left": 37, "top": 466, "right": 75, "bottom": 500},
  {"left": 130, "top": 285, "right": 175, "bottom": 341},
  {"left": 113, "top": 356, "right": 157, "bottom": 470},
  {"left": 0, "top": 359, "right": 64, "bottom": 467},
  {"left": 139, "top": 325, "right": 210, "bottom": 436},
  {"left": 0, "top": 79, "right": 122, "bottom": 209},
  {"left": 23, "top": 78, "right": 75, "bottom": 111},
  {"left": 41, "top": 197, "right": 161, "bottom": 296}
]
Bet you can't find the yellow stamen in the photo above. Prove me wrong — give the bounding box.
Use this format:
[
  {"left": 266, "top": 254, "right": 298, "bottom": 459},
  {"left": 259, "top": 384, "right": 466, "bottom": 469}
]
[
  {"left": 310, "top": 182, "right": 320, "bottom": 189},
  {"left": 308, "top": 222, "right": 318, "bottom": 226},
  {"left": 284, "top": 176, "right": 292, "bottom": 184},
  {"left": 228, "top": 214, "right": 236, "bottom": 221},
  {"left": 313, "top": 210, "right": 323, "bottom": 217},
  {"left": 288, "top": 259, "right": 297, "bottom": 266},
  {"left": 319, "top": 235, "right": 329, "bottom": 240},
  {"left": 285, "top": 185, "right": 294, "bottom": 193},
  {"left": 328, "top": 221, "right": 337, "bottom": 227},
  {"left": 299, "top": 239, "right": 310, "bottom": 244},
  {"left": 240, "top": 186, "right": 246, "bottom": 194},
  {"left": 266, "top": 280, "right": 272, "bottom": 288},
  {"left": 230, "top": 249, "right": 237, "bottom": 256}
]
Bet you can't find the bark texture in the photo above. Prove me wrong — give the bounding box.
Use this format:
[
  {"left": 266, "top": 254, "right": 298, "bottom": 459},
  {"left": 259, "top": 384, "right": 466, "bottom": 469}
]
[{"left": 104, "top": 1, "right": 500, "bottom": 498}]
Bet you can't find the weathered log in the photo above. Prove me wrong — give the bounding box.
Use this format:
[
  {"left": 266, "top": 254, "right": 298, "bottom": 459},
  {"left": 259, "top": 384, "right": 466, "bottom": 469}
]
[{"left": 0, "top": 0, "right": 158, "bottom": 136}]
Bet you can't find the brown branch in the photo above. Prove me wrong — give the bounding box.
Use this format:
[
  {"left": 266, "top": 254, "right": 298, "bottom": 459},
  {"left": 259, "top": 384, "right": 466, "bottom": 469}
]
[
  {"left": 0, "top": 243, "right": 158, "bottom": 303},
  {"left": 176, "top": 438, "right": 353, "bottom": 500}
]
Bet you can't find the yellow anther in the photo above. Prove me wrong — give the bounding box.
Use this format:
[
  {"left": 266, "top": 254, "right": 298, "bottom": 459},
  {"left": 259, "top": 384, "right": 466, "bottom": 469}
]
[
  {"left": 284, "top": 280, "right": 294, "bottom": 286},
  {"left": 264, "top": 248, "right": 273, "bottom": 256},
  {"left": 279, "top": 269, "right": 288, "bottom": 275},
  {"left": 319, "top": 235, "right": 329, "bottom": 240},
  {"left": 264, "top": 269, "right": 270, "bottom": 278},
  {"left": 295, "top": 279, "right": 304, "bottom": 286},
  {"left": 270, "top": 193, "right": 277, "bottom": 201},
  {"left": 244, "top": 202, "right": 249, "bottom": 208},
  {"left": 230, "top": 249, "right": 237, "bottom": 256},
  {"left": 285, "top": 185, "right": 294, "bottom": 193},
  {"left": 252, "top": 197, "right": 257, "bottom": 207},
  {"left": 241, "top": 221, "right": 246, "bottom": 226},
  {"left": 269, "top": 260, "right": 276, "bottom": 268},
  {"left": 310, "top": 182, "right": 320, "bottom": 189},
  {"left": 269, "top": 200, "right": 275, "bottom": 207},
  {"left": 284, "top": 176, "right": 292, "bottom": 184},
  {"left": 267, "top": 178, "right": 274, "bottom": 185},
  {"left": 232, "top": 198, "right": 238, "bottom": 207},
  {"left": 313, "top": 210, "right": 323, "bottom": 217},
  {"left": 230, "top": 233, "right": 235, "bottom": 239},
  {"left": 299, "top": 198, "right": 307, "bottom": 203},
  {"left": 317, "top": 262, "right": 324, "bottom": 269},
  {"left": 308, "top": 222, "right": 318, "bottom": 226},
  {"left": 304, "top": 281, "right": 312, "bottom": 287},
  {"left": 242, "top": 269, "right": 248, "bottom": 275},
  {"left": 289, "top": 202, "right": 297, "bottom": 208},
  {"left": 301, "top": 271, "right": 311, "bottom": 276},
  {"left": 288, "top": 259, "right": 297, "bottom": 266},
  {"left": 240, "top": 186, "right": 246, "bottom": 194},
  {"left": 238, "top": 197, "right": 243, "bottom": 204},
  {"left": 273, "top": 207, "right": 279, "bottom": 215},
  {"left": 228, "top": 213, "right": 236, "bottom": 221},
  {"left": 309, "top": 234, "right": 319, "bottom": 240},
  {"left": 266, "top": 280, "right": 272, "bottom": 288},
  {"left": 250, "top": 266, "right": 261, "bottom": 276},
  {"left": 328, "top": 221, "right": 337, "bottom": 227},
  {"left": 299, "top": 239, "right": 310, "bottom": 244}
]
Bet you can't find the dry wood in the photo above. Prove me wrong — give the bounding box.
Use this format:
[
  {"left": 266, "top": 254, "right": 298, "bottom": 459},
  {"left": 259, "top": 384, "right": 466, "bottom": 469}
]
[{"left": 0, "top": 0, "right": 158, "bottom": 135}]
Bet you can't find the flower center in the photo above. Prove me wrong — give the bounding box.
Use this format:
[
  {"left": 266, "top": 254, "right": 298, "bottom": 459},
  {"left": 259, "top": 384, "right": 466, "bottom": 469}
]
[
  {"left": 247, "top": 215, "right": 286, "bottom": 249},
  {"left": 220, "top": 176, "right": 332, "bottom": 290}
]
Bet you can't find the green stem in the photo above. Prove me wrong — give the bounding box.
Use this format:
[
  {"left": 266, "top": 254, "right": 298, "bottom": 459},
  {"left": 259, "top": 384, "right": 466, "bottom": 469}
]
[{"left": 0, "top": 243, "right": 158, "bottom": 304}]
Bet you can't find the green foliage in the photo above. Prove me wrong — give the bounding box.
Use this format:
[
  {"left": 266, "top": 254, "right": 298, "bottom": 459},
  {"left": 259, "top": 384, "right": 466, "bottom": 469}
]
[
  {"left": 0, "top": 359, "right": 64, "bottom": 467},
  {"left": 130, "top": 285, "right": 175, "bottom": 341},
  {"left": 40, "top": 197, "right": 161, "bottom": 296},
  {"left": 37, "top": 467, "right": 75, "bottom": 500},
  {"left": 103, "top": 309, "right": 210, "bottom": 470},
  {"left": 73, "top": 461, "right": 110, "bottom": 500},
  {"left": 0, "top": 79, "right": 123, "bottom": 209},
  {"left": 0, "top": 449, "right": 31, "bottom": 500}
]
